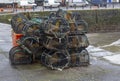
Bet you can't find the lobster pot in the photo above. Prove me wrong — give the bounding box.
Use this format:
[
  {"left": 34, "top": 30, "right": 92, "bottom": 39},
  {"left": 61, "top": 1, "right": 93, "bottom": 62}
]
[
  {"left": 41, "top": 50, "right": 70, "bottom": 70},
  {"left": 11, "top": 13, "right": 29, "bottom": 34},
  {"left": 9, "top": 46, "right": 32, "bottom": 65},
  {"left": 21, "top": 21, "right": 40, "bottom": 36},
  {"left": 42, "top": 36, "right": 67, "bottom": 50},
  {"left": 69, "top": 48, "right": 89, "bottom": 66},
  {"left": 71, "top": 12, "right": 88, "bottom": 33},
  {"left": 76, "top": 20, "right": 88, "bottom": 33},
  {"left": 11, "top": 13, "right": 40, "bottom": 36},
  {"left": 67, "top": 34, "right": 89, "bottom": 48},
  {"left": 18, "top": 36, "right": 40, "bottom": 51}
]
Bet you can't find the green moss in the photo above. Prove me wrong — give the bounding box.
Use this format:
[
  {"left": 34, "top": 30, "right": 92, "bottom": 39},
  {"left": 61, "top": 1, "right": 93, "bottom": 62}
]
[{"left": 0, "top": 14, "right": 13, "bottom": 24}]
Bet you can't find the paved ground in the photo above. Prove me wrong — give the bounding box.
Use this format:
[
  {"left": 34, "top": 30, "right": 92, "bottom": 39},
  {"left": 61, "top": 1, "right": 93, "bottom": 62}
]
[{"left": 0, "top": 23, "right": 120, "bottom": 81}]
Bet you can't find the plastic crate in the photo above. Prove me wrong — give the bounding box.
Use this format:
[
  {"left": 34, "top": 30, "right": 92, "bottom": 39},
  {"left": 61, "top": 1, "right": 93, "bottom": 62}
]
[{"left": 12, "top": 31, "right": 23, "bottom": 46}]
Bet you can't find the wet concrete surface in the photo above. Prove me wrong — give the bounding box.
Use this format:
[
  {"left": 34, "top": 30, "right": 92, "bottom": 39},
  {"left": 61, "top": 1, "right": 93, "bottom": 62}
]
[{"left": 0, "top": 23, "right": 120, "bottom": 81}]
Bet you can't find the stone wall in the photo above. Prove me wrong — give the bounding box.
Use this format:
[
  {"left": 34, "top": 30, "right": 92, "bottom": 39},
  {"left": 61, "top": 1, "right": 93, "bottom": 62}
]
[
  {"left": 77, "top": 9, "right": 120, "bottom": 33},
  {"left": 0, "top": 9, "right": 120, "bottom": 33}
]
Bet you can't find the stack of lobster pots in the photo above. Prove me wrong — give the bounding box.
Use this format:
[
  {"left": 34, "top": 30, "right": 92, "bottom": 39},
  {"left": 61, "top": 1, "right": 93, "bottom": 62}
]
[{"left": 9, "top": 9, "right": 90, "bottom": 70}]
